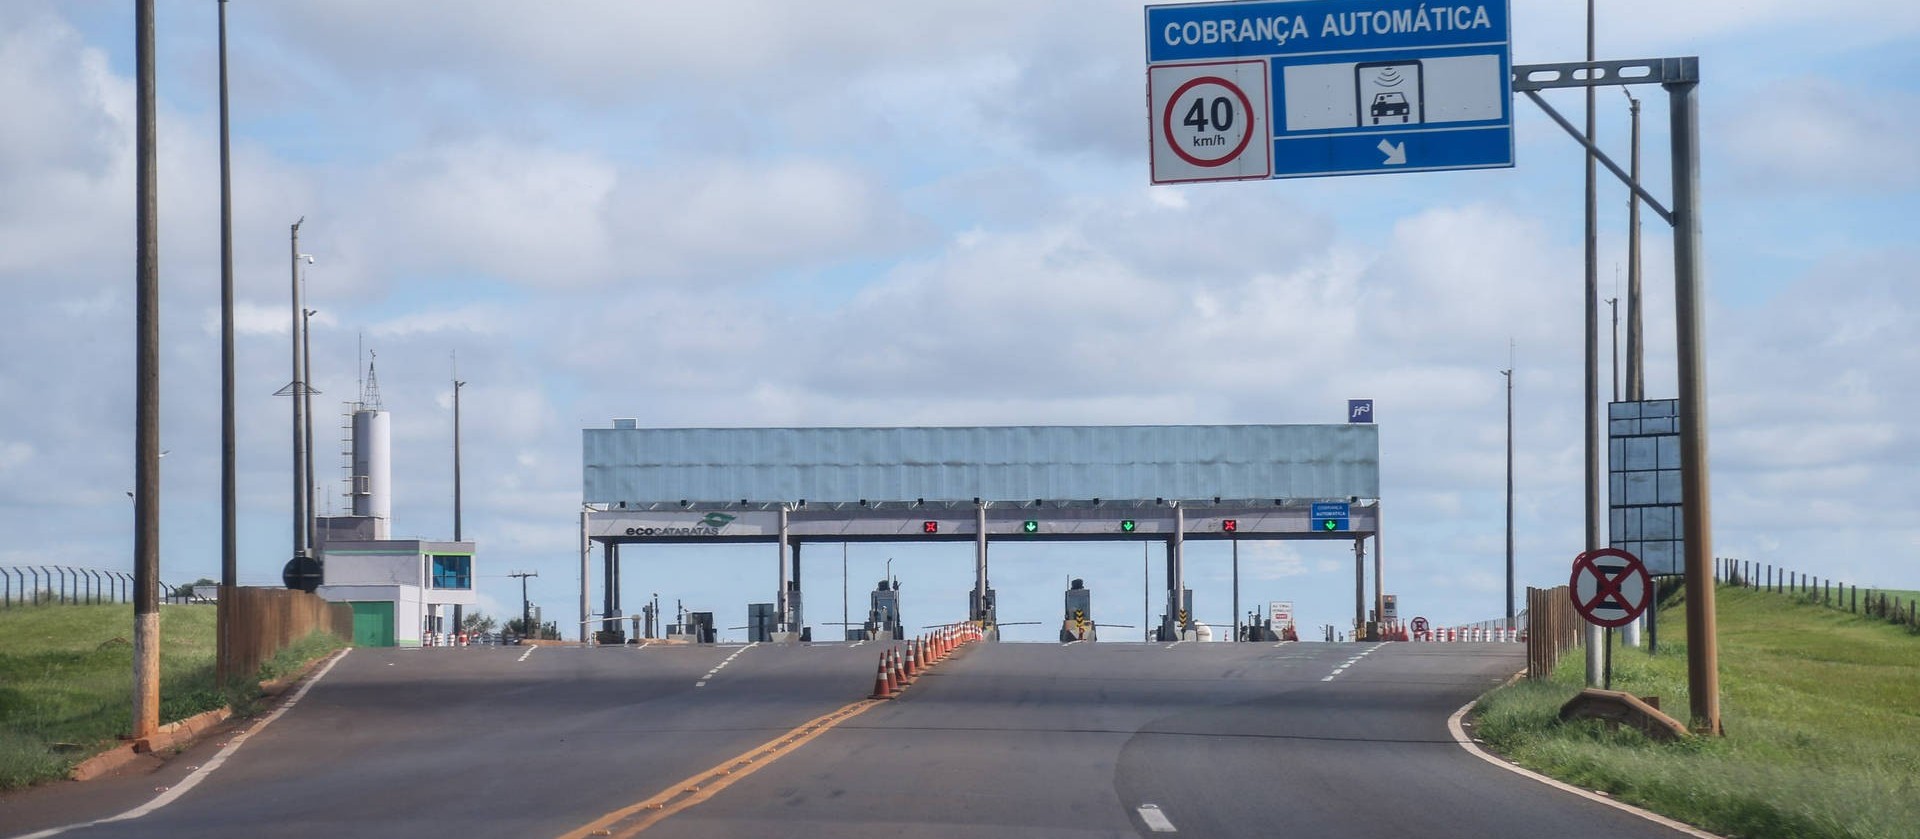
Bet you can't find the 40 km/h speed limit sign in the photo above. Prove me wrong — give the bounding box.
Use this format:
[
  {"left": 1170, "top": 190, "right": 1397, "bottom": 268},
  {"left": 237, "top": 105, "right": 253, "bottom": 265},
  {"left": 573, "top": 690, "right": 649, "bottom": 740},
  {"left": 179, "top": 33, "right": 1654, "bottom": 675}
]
[{"left": 1149, "top": 60, "right": 1270, "bottom": 183}]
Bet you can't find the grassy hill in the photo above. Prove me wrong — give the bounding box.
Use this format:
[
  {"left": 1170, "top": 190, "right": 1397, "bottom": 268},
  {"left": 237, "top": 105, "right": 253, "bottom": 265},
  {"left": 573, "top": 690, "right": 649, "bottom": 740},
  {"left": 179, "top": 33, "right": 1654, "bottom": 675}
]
[
  {"left": 0, "top": 603, "right": 340, "bottom": 790},
  {"left": 1475, "top": 584, "right": 1920, "bottom": 839}
]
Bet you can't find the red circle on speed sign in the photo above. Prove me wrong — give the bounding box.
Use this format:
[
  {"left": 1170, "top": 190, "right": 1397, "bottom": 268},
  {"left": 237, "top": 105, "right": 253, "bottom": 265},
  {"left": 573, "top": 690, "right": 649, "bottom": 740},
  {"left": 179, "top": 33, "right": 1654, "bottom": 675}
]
[
  {"left": 1162, "top": 75, "right": 1257, "bottom": 168},
  {"left": 1568, "top": 548, "right": 1653, "bottom": 628}
]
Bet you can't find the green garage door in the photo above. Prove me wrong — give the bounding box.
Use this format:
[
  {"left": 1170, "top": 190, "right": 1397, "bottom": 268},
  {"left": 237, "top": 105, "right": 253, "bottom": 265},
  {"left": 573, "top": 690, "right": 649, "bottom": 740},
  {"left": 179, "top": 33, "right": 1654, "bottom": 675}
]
[{"left": 350, "top": 601, "right": 395, "bottom": 647}]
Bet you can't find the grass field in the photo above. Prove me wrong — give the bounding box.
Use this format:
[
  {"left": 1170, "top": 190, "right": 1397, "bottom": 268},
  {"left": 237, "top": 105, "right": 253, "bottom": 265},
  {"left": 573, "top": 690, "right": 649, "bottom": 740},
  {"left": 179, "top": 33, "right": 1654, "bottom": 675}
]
[
  {"left": 1474, "top": 584, "right": 1920, "bottom": 839},
  {"left": 0, "top": 604, "right": 343, "bottom": 790}
]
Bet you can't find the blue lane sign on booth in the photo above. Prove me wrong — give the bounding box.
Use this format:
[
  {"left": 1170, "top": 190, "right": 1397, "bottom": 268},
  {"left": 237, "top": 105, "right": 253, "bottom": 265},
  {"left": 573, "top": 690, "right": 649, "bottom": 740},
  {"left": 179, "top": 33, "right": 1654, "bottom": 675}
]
[
  {"left": 1146, "top": 0, "right": 1512, "bottom": 182},
  {"left": 1348, "top": 399, "right": 1374, "bottom": 423},
  {"left": 1311, "top": 502, "right": 1352, "bottom": 532}
]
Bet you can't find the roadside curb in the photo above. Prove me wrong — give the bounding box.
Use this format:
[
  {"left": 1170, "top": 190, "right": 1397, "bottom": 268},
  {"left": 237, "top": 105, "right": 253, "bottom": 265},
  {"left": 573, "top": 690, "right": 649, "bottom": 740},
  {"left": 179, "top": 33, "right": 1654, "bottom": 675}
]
[
  {"left": 1448, "top": 676, "right": 1723, "bottom": 839},
  {"left": 65, "top": 646, "right": 350, "bottom": 783}
]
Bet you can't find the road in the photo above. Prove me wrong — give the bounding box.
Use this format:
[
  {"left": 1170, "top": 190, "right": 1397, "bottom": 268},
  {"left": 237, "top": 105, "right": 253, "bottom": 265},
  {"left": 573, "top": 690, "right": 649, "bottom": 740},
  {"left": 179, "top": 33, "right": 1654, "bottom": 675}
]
[{"left": 2, "top": 640, "right": 1694, "bottom": 839}]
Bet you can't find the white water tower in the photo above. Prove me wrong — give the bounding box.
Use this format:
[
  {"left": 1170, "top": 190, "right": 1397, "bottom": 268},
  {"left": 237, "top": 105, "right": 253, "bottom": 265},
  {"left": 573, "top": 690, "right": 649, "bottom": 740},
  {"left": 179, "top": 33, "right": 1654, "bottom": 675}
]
[{"left": 349, "top": 355, "right": 392, "bottom": 538}]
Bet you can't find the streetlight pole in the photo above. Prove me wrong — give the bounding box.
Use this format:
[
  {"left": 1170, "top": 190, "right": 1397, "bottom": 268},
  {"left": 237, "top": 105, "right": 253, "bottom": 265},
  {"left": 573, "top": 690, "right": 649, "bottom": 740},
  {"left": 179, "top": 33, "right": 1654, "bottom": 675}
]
[
  {"left": 1607, "top": 297, "right": 1619, "bottom": 401},
  {"left": 288, "top": 222, "right": 308, "bottom": 566},
  {"left": 1502, "top": 364, "right": 1514, "bottom": 629},
  {"left": 1581, "top": 0, "right": 1607, "bottom": 689},
  {"left": 216, "top": 0, "right": 237, "bottom": 686}
]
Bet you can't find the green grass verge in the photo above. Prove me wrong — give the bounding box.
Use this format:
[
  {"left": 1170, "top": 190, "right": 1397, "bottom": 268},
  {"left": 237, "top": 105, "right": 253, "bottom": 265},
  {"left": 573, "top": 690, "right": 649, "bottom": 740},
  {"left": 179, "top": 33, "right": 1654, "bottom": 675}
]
[
  {"left": 1474, "top": 585, "right": 1920, "bottom": 839},
  {"left": 0, "top": 604, "right": 345, "bottom": 791}
]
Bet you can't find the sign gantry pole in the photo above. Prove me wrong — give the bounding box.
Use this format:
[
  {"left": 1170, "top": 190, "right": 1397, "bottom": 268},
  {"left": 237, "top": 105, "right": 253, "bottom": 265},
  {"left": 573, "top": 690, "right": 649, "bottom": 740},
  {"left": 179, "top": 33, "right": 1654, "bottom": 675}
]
[{"left": 1513, "top": 57, "right": 1718, "bottom": 733}]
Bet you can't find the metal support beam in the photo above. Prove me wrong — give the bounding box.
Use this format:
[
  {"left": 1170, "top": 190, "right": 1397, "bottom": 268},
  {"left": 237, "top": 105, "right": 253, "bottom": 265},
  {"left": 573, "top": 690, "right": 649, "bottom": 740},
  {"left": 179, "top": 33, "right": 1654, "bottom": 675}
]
[
  {"left": 1353, "top": 538, "right": 1365, "bottom": 638},
  {"left": 1373, "top": 506, "right": 1384, "bottom": 637},
  {"left": 973, "top": 501, "right": 989, "bottom": 621},
  {"left": 578, "top": 509, "right": 590, "bottom": 644},
  {"left": 1668, "top": 74, "right": 1720, "bottom": 734},
  {"left": 777, "top": 506, "right": 791, "bottom": 631}
]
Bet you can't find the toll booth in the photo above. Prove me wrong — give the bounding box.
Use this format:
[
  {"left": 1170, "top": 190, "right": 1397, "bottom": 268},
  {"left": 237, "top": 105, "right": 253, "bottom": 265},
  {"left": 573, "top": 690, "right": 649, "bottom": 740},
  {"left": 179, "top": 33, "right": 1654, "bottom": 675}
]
[
  {"left": 669, "top": 612, "right": 716, "bottom": 643},
  {"left": 857, "top": 579, "right": 903, "bottom": 641},
  {"left": 970, "top": 587, "right": 997, "bottom": 636},
  {"left": 1155, "top": 589, "right": 1194, "bottom": 642},
  {"left": 1061, "top": 578, "right": 1095, "bottom": 642},
  {"left": 748, "top": 602, "right": 776, "bottom": 642}
]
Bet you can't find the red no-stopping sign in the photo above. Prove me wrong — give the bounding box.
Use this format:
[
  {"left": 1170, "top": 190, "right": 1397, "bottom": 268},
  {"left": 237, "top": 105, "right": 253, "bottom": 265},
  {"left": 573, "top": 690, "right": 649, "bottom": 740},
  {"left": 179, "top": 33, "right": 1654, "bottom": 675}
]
[{"left": 1568, "top": 548, "right": 1653, "bottom": 628}]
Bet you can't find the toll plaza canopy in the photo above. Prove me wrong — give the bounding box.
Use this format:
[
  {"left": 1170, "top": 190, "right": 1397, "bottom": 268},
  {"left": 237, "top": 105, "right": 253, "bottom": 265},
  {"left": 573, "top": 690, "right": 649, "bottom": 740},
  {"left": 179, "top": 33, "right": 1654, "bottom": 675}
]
[
  {"left": 584, "top": 423, "right": 1379, "bottom": 510},
  {"left": 577, "top": 422, "right": 1387, "bottom": 641}
]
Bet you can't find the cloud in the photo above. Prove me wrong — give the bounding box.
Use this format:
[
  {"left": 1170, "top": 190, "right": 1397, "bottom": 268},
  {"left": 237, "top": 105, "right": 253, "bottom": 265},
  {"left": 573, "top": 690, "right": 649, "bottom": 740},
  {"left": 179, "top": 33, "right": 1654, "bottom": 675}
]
[{"left": 1723, "top": 78, "right": 1920, "bottom": 192}]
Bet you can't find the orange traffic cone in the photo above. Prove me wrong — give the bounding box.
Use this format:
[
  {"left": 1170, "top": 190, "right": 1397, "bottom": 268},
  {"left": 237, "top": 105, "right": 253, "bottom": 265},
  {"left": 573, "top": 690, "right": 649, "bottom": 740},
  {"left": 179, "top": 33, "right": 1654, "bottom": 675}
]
[
  {"left": 870, "top": 652, "right": 894, "bottom": 699},
  {"left": 890, "top": 648, "right": 906, "bottom": 695},
  {"left": 903, "top": 641, "right": 918, "bottom": 683}
]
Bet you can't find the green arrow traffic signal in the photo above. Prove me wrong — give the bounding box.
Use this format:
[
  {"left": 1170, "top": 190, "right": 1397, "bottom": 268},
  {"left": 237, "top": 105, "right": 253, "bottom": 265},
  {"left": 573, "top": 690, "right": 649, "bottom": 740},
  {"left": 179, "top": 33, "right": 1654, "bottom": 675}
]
[
  {"left": 1323, "top": 519, "right": 1337, "bottom": 531},
  {"left": 1121, "top": 519, "right": 1136, "bottom": 533},
  {"left": 1023, "top": 520, "right": 1039, "bottom": 533}
]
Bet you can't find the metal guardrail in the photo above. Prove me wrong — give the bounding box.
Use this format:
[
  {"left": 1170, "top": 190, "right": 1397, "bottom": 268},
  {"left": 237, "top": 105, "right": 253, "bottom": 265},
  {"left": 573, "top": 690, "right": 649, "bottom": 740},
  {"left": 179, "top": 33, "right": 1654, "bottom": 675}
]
[{"left": 0, "top": 565, "right": 197, "bottom": 607}]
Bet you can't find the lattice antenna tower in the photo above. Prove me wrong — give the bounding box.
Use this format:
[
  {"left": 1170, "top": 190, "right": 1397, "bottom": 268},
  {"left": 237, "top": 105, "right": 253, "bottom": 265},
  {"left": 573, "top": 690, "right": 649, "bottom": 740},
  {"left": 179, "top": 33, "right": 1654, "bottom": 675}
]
[{"left": 361, "top": 350, "right": 384, "bottom": 411}]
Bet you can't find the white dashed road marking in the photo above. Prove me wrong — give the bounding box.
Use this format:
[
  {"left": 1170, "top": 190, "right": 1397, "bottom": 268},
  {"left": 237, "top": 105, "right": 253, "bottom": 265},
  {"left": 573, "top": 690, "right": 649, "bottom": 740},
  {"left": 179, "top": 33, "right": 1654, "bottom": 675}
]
[
  {"left": 517, "top": 646, "right": 536, "bottom": 663},
  {"left": 1321, "top": 642, "right": 1386, "bottom": 682},
  {"left": 1137, "top": 804, "right": 1177, "bottom": 832},
  {"left": 695, "top": 641, "right": 758, "bottom": 688}
]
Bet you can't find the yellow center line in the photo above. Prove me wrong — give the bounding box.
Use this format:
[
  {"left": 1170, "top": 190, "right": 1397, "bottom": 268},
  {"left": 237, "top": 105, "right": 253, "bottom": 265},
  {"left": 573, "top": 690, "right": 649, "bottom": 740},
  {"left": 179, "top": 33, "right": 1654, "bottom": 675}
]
[{"left": 554, "top": 698, "right": 882, "bottom": 839}]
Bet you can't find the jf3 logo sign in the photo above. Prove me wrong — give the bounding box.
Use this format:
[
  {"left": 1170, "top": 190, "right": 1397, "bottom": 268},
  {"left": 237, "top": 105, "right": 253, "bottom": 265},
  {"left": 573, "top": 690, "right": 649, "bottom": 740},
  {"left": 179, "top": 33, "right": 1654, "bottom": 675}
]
[
  {"left": 1348, "top": 399, "right": 1374, "bottom": 424},
  {"left": 625, "top": 511, "right": 738, "bottom": 537}
]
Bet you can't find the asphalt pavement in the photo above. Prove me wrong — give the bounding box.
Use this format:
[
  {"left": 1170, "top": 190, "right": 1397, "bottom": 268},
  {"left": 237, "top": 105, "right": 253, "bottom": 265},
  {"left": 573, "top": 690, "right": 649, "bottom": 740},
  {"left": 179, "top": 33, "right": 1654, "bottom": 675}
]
[{"left": 0, "top": 640, "right": 1699, "bottom": 839}]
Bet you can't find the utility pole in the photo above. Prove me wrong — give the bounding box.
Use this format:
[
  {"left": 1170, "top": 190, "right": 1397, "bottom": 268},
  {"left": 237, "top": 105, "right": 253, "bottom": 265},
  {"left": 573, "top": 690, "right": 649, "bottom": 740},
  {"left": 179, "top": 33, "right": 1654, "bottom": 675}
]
[
  {"left": 453, "top": 369, "right": 465, "bottom": 541},
  {"left": 1625, "top": 90, "right": 1645, "bottom": 403},
  {"left": 1607, "top": 296, "right": 1619, "bottom": 401},
  {"left": 288, "top": 221, "right": 308, "bottom": 566},
  {"left": 131, "top": 0, "right": 161, "bottom": 742},
  {"left": 302, "top": 306, "right": 318, "bottom": 554},
  {"left": 216, "top": 0, "right": 236, "bottom": 686},
  {"left": 1581, "top": 0, "right": 1606, "bottom": 689},
  {"left": 509, "top": 571, "right": 537, "bottom": 638},
  {"left": 1623, "top": 90, "right": 1646, "bottom": 650},
  {"left": 1501, "top": 361, "right": 1514, "bottom": 630}
]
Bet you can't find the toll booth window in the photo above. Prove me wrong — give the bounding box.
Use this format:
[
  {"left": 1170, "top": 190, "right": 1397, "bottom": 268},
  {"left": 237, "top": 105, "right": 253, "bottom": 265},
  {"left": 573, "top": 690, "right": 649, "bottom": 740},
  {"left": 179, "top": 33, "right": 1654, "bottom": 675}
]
[{"left": 430, "top": 555, "right": 471, "bottom": 589}]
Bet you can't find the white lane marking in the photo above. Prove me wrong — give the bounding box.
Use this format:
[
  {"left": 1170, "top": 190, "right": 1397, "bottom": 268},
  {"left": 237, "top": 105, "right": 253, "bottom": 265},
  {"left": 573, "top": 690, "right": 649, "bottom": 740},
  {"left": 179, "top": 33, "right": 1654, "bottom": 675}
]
[
  {"left": 1062, "top": 640, "right": 1085, "bottom": 647},
  {"left": 1447, "top": 693, "right": 1722, "bottom": 838},
  {"left": 1163, "top": 640, "right": 1186, "bottom": 649},
  {"left": 850, "top": 640, "right": 867, "bottom": 648},
  {"left": 1322, "top": 642, "right": 1387, "bottom": 682},
  {"left": 517, "top": 646, "right": 536, "bottom": 663},
  {"left": 14, "top": 650, "right": 353, "bottom": 839},
  {"left": 1137, "top": 804, "right": 1177, "bottom": 833},
  {"left": 695, "top": 641, "right": 758, "bottom": 687},
  {"left": 634, "top": 642, "right": 651, "bottom": 650}
]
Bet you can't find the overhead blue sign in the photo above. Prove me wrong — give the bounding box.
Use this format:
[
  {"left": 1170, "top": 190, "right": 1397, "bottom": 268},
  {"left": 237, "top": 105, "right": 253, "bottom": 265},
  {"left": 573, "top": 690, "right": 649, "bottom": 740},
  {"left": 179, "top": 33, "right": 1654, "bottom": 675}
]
[
  {"left": 1145, "top": 0, "right": 1512, "bottom": 182},
  {"left": 1311, "top": 501, "right": 1351, "bottom": 532},
  {"left": 1348, "top": 399, "right": 1374, "bottom": 423}
]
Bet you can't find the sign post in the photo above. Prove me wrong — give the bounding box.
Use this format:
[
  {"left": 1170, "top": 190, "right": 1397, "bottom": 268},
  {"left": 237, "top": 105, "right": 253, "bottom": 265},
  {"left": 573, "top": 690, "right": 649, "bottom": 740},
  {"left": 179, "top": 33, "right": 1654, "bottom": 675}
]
[{"left": 1569, "top": 547, "right": 1654, "bottom": 690}]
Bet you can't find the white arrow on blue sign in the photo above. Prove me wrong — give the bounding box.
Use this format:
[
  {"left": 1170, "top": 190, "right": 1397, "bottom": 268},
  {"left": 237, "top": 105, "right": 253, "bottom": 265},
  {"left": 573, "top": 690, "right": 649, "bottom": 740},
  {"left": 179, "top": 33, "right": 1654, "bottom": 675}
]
[{"left": 1146, "top": 0, "right": 1513, "bottom": 182}]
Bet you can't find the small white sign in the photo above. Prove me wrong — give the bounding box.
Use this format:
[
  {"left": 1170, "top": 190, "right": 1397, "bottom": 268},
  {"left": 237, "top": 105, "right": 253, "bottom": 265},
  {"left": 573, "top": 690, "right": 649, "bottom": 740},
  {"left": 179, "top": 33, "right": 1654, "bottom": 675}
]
[
  {"left": 1149, "top": 59, "right": 1271, "bottom": 184},
  {"left": 1268, "top": 600, "right": 1294, "bottom": 627}
]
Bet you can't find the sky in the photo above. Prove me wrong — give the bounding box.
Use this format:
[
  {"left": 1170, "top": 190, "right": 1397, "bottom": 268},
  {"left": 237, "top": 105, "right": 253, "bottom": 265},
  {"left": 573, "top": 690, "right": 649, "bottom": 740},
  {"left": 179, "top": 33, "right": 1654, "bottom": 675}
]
[{"left": 1, "top": 1, "right": 1915, "bottom": 642}]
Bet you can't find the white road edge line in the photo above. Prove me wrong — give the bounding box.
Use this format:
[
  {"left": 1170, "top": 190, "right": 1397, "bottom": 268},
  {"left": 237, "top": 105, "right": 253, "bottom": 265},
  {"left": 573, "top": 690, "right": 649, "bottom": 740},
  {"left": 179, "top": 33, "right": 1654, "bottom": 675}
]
[
  {"left": 1136, "top": 803, "right": 1177, "bottom": 832},
  {"left": 12, "top": 649, "right": 354, "bottom": 839},
  {"left": 1447, "top": 691, "right": 1722, "bottom": 839}
]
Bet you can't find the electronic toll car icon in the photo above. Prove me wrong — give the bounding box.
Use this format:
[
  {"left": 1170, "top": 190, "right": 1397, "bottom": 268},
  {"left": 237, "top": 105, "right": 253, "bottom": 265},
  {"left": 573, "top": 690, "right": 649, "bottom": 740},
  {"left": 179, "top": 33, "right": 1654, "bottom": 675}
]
[
  {"left": 1370, "top": 92, "right": 1409, "bottom": 124},
  {"left": 1355, "top": 60, "right": 1424, "bottom": 127}
]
